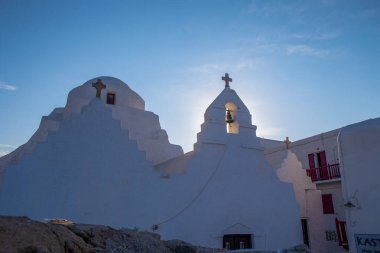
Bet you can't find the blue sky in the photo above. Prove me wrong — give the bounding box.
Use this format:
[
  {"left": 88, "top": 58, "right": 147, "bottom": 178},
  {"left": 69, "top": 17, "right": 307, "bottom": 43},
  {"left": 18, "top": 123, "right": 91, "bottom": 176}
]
[{"left": 1, "top": 0, "right": 379, "bottom": 154}]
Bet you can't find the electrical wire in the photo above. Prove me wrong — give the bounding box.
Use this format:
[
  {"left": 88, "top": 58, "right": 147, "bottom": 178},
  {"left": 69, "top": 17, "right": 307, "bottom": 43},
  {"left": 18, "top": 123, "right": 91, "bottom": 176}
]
[{"left": 152, "top": 147, "right": 228, "bottom": 230}]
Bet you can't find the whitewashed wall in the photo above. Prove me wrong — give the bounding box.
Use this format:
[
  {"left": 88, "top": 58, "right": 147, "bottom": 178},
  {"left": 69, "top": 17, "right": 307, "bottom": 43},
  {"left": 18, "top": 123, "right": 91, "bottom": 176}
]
[
  {"left": 156, "top": 86, "right": 303, "bottom": 250},
  {"left": 340, "top": 118, "right": 380, "bottom": 252},
  {"left": 265, "top": 147, "right": 326, "bottom": 253}
]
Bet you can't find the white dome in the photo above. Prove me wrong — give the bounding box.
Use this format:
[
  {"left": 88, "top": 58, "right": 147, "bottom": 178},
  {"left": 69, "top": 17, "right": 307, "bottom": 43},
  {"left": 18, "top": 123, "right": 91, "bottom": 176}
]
[{"left": 67, "top": 76, "right": 145, "bottom": 110}]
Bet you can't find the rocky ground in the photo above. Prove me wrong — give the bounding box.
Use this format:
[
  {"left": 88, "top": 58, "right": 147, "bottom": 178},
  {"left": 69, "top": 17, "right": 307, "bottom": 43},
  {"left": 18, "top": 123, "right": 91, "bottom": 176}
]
[
  {"left": 0, "top": 216, "right": 309, "bottom": 253},
  {"left": 0, "top": 216, "right": 226, "bottom": 253}
]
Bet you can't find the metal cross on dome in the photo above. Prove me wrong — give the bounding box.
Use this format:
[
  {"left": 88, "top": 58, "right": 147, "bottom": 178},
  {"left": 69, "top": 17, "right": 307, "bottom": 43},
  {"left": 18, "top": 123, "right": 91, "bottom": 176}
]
[
  {"left": 222, "top": 73, "right": 232, "bottom": 88},
  {"left": 92, "top": 79, "right": 107, "bottom": 98}
]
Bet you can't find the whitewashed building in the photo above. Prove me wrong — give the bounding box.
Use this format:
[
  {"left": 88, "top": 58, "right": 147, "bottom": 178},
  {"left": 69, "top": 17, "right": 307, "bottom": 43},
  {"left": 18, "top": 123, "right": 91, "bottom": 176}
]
[
  {"left": 1, "top": 75, "right": 379, "bottom": 252},
  {"left": 0, "top": 76, "right": 303, "bottom": 251},
  {"left": 264, "top": 119, "right": 380, "bottom": 253}
]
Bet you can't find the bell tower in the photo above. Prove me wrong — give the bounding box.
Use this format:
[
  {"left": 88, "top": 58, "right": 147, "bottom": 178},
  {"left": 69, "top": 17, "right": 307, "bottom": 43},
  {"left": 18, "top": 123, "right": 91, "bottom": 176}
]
[{"left": 194, "top": 74, "right": 261, "bottom": 151}]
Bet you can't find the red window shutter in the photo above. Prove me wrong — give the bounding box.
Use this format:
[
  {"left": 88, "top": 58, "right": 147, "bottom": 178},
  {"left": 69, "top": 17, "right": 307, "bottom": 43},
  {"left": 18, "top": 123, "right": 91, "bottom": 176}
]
[
  {"left": 308, "top": 154, "right": 315, "bottom": 169},
  {"left": 320, "top": 151, "right": 327, "bottom": 167},
  {"left": 322, "top": 194, "right": 334, "bottom": 214}
]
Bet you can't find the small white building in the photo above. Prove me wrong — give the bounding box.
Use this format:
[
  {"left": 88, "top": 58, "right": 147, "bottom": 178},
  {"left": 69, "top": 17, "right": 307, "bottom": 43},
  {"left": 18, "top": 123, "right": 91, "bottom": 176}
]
[
  {"left": 264, "top": 119, "right": 380, "bottom": 253},
  {"left": 0, "top": 76, "right": 303, "bottom": 251}
]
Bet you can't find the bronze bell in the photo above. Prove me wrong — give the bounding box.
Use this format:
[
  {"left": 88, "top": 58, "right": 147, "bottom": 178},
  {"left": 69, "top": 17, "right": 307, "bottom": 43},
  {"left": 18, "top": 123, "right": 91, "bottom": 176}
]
[{"left": 225, "top": 109, "right": 234, "bottom": 123}]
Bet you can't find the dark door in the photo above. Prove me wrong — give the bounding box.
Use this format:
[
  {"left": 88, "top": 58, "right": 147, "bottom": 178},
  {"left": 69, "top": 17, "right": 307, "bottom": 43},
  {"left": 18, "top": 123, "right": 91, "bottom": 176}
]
[
  {"left": 223, "top": 234, "right": 252, "bottom": 250},
  {"left": 301, "top": 219, "right": 310, "bottom": 247}
]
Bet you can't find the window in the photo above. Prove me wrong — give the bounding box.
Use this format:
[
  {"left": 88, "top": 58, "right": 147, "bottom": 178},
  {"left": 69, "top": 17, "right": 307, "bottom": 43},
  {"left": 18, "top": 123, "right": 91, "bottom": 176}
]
[
  {"left": 322, "top": 194, "right": 335, "bottom": 214},
  {"left": 223, "top": 234, "right": 252, "bottom": 250},
  {"left": 335, "top": 218, "right": 349, "bottom": 250},
  {"left": 106, "top": 93, "right": 116, "bottom": 105}
]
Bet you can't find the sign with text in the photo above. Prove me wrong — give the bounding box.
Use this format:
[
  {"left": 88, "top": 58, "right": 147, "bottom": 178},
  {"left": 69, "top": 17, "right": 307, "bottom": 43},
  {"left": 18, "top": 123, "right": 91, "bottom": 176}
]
[{"left": 355, "top": 234, "right": 380, "bottom": 253}]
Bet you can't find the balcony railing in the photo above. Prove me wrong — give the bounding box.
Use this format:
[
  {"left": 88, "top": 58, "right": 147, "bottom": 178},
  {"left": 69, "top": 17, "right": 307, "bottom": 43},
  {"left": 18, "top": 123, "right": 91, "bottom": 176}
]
[{"left": 306, "top": 163, "right": 341, "bottom": 182}]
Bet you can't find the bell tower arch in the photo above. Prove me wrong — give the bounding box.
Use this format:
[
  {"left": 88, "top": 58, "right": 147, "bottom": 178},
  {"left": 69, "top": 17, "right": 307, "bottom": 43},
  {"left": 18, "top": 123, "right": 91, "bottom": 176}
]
[{"left": 225, "top": 102, "right": 239, "bottom": 134}]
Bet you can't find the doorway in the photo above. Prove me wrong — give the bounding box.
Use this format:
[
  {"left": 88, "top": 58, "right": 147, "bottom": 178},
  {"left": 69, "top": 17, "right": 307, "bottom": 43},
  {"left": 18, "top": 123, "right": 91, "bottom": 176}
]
[{"left": 223, "top": 234, "right": 252, "bottom": 250}]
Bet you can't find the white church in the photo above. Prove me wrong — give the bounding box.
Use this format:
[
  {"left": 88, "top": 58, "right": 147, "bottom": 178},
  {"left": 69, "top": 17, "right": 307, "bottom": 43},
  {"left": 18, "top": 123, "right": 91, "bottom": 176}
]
[{"left": 0, "top": 75, "right": 379, "bottom": 253}]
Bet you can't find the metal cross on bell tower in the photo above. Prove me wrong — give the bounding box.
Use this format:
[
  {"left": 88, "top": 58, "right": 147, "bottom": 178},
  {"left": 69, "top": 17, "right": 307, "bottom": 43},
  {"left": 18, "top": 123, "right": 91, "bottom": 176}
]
[
  {"left": 222, "top": 73, "right": 232, "bottom": 88},
  {"left": 92, "top": 79, "right": 107, "bottom": 98},
  {"left": 284, "top": 137, "right": 291, "bottom": 149}
]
